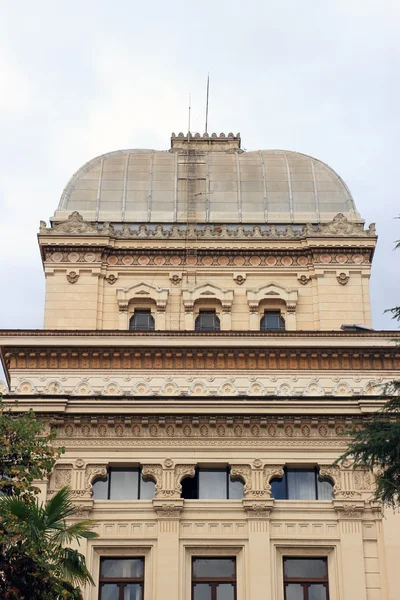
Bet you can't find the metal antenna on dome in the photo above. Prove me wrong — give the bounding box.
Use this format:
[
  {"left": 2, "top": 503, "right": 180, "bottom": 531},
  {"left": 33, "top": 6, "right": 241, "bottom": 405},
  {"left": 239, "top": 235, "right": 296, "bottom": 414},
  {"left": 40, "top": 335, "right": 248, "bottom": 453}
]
[
  {"left": 205, "top": 74, "right": 210, "bottom": 134},
  {"left": 188, "top": 93, "right": 191, "bottom": 142}
]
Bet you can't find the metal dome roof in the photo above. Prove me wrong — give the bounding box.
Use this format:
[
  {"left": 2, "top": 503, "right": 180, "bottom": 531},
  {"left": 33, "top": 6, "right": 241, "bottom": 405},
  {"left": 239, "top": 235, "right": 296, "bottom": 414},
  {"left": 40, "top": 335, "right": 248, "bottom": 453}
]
[{"left": 54, "top": 138, "right": 360, "bottom": 224}]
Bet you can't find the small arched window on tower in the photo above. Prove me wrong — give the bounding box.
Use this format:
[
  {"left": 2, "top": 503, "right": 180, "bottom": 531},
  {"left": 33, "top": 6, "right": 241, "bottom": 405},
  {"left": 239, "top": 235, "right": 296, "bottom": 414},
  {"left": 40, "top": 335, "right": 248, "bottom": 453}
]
[
  {"left": 260, "top": 311, "right": 285, "bottom": 331},
  {"left": 195, "top": 310, "right": 220, "bottom": 332},
  {"left": 129, "top": 309, "right": 155, "bottom": 331}
]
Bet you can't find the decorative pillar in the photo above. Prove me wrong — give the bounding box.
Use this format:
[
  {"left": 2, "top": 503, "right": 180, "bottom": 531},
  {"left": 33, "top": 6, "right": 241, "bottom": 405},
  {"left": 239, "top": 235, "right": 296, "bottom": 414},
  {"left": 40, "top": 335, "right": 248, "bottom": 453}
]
[
  {"left": 249, "top": 304, "right": 259, "bottom": 330},
  {"left": 156, "top": 303, "right": 167, "bottom": 330},
  {"left": 221, "top": 304, "right": 232, "bottom": 330},
  {"left": 334, "top": 501, "right": 367, "bottom": 600},
  {"left": 151, "top": 460, "right": 195, "bottom": 600},
  {"left": 118, "top": 301, "right": 128, "bottom": 330},
  {"left": 233, "top": 461, "right": 283, "bottom": 600},
  {"left": 184, "top": 303, "right": 194, "bottom": 330},
  {"left": 286, "top": 303, "right": 297, "bottom": 330}
]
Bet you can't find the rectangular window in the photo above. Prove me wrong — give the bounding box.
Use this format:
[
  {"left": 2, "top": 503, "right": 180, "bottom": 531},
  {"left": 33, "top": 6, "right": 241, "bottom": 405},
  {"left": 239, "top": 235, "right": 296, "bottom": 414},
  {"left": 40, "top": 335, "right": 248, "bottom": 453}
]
[
  {"left": 270, "top": 469, "right": 333, "bottom": 501},
  {"left": 192, "top": 557, "right": 236, "bottom": 600},
  {"left": 99, "top": 557, "right": 144, "bottom": 600},
  {"left": 283, "top": 557, "right": 329, "bottom": 600},
  {"left": 93, "top": 468, "right": 155, "bottom": 500},
  {"left": 182, "top": 468, "right": 244, "bottom": 500}
]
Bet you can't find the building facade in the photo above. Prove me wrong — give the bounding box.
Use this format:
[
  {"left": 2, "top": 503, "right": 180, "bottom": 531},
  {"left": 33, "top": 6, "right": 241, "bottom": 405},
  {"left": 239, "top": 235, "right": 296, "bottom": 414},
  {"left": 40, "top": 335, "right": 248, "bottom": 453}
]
[{"left": 0, "top": 132, "right": 399, "bottom": 600}]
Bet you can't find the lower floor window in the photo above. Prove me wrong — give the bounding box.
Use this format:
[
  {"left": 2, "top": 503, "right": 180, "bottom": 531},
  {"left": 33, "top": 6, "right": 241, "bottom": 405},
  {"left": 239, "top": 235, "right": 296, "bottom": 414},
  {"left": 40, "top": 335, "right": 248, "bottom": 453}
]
[
  {"left": 99, "top": 557, "right": 144, "bottom": 600},
  {"left": 283, "top": 557, "right": 329, "bottom": 600},
  {"left": 192, "top": 557, "right": 236, "bottom": 600}
]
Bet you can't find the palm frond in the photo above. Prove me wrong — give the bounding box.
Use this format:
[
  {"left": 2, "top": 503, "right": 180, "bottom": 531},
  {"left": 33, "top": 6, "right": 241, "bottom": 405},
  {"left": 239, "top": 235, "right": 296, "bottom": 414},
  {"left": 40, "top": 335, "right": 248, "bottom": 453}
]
[
  {"left": 54, "top": 520, "right": 98, "bottom": 545},
  {"left": 57, "top": 547, "right": 95, "bottom": 586},
  {"left": 44, "top": 487, "right": 76, "bottom": 527},
  {"left": 0, "top": 494, "right": 44, "bottom": 541}
]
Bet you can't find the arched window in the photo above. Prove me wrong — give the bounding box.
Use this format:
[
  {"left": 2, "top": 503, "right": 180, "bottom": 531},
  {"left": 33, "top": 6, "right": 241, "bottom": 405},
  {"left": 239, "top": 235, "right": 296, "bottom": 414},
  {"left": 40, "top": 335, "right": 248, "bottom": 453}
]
[
  {"left": 129, "top": 309, "right": 155, "bottom": 331},
  {"left": 195, "top": 310, "right": 220, "bottom": 332},
  {"left": 181, "top": 467, "right": 244, "bottom": 499},
  {"left": 270, "top": 468, "right": 333, "bottom": 500},
  {"left": 260, "top": 311, "right": 285, "bottom": 331}
]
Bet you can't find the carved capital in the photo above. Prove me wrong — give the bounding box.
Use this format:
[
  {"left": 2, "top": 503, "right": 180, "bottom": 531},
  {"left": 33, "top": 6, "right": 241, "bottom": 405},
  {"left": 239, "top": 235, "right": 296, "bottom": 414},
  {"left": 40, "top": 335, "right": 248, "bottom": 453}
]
[
  {"left": 264, "top": 465, "right": 285, "bottom": 498},
  {"left": 141, "top": 464, "right": 163, "bottom": 496},
  {"left": 319, "top": 465, "right": 342, "bottom": 496},
  {"left": 174, "top": 464, "right": 196, "bottom": 496},
  {"left": 333, "top": 500, "right": 365, "bottom": 519},
  {"left": 230, "top": 464, "right": 252, "bottom": 496},
  {"left": 153, "top": 499, "right": 184, "bottom": 518},
  {"left": 243, "top": 498, "right": 274, "bottom": 517},
  {"left": 85, "top": 464, "right": 108, "bottom": 494}
]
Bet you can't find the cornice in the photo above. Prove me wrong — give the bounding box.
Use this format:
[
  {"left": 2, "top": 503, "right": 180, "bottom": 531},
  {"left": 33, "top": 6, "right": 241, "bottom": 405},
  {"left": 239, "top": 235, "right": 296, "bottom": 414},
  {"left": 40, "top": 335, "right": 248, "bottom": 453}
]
[
  {"left": 0, "top": 395, "right": 386, "bottom": 416},
  {"left": 0, "top": 329, "right": 397, "bottom": 339},
  {"left": 39, "top": 212, "right": 376, "bottom": 240}
]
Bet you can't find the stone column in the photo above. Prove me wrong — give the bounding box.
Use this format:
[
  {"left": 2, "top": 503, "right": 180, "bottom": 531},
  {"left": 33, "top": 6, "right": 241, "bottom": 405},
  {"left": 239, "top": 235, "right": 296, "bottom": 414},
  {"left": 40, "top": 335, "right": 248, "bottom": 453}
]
[
  {"left": 244, "top": 505, "right": 274, "bottom": 600},
  {"left": 151, "top": 461, "right": 194, "bottom": 600},
  {"left": 153, "top": 500, "right": 183, "bottom": 600},
  {"left": 334, "top": 501, "right": 367, "bottom": 600}
]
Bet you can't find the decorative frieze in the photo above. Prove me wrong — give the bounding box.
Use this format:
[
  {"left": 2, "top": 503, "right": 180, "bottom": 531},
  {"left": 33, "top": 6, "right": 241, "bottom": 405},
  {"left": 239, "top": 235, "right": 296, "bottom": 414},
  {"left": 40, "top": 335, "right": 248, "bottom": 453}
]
[
  {"left": 52, "top": 416, "right": 353, "bottom": 444},
  {"left": 42, "top": 247, "right": 372, "bottom": 268},
  {"left": 6, "top": 346, "right": 399, "bottom": 372}
]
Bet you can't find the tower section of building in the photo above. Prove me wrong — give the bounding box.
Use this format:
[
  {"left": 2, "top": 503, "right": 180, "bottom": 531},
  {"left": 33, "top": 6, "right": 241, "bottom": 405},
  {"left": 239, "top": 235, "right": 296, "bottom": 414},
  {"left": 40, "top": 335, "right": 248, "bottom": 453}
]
[{"left": 0, "top": 132, "right": 398, "bottom": 600}]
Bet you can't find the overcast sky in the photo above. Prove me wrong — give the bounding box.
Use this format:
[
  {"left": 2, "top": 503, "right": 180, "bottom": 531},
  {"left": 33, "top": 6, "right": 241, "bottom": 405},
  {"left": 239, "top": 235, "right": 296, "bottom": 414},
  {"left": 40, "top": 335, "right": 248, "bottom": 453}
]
[{"left": 0, "top": 0, "right": 399, "bottom": 355}]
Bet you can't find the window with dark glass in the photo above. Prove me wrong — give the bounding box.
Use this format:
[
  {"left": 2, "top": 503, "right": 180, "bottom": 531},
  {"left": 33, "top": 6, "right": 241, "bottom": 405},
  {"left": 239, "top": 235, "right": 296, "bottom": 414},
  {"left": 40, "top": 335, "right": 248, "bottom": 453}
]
[
  {"left": 283, "top": 557, "right": 329, "bottom": 600},
  {"left": 192, "top": 557, "right": 236, "bottom": 600},
  {"left": 99, "top": 557, "right": 144, "bottom": 600},
  {"left": 270, "top": 468, "right": 333, "bottom": 501},
  {"left": 92, "top": 468, "right": 155, "bottom": 500},
  {"left": 260, "top": 311, "right": 285, "bottom": 331},
  {"left": 181, "top": 468, "right": 244, "bottom": 500},
  {"left": 195, "top": 310, "right": 220, "bottom": 332},
  {"left": 129, "top": 309, "right": 155, "bottom": 331}
]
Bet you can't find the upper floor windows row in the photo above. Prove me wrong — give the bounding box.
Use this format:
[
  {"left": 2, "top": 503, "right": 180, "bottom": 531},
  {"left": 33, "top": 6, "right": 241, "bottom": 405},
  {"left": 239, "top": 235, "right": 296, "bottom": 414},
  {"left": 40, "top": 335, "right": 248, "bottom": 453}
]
[
  {"left": 129, "top": 309, "right": 285, "bottom": 332},
  {"left": 92, "top": 467, "right": 333, "bottom": 501}
]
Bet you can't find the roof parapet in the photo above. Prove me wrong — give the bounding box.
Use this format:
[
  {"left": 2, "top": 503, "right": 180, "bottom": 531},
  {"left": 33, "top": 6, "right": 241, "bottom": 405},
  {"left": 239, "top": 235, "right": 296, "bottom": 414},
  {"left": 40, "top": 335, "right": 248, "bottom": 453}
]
[{"left": 170, "top": 132, "right": 241, "bottom": 152}]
